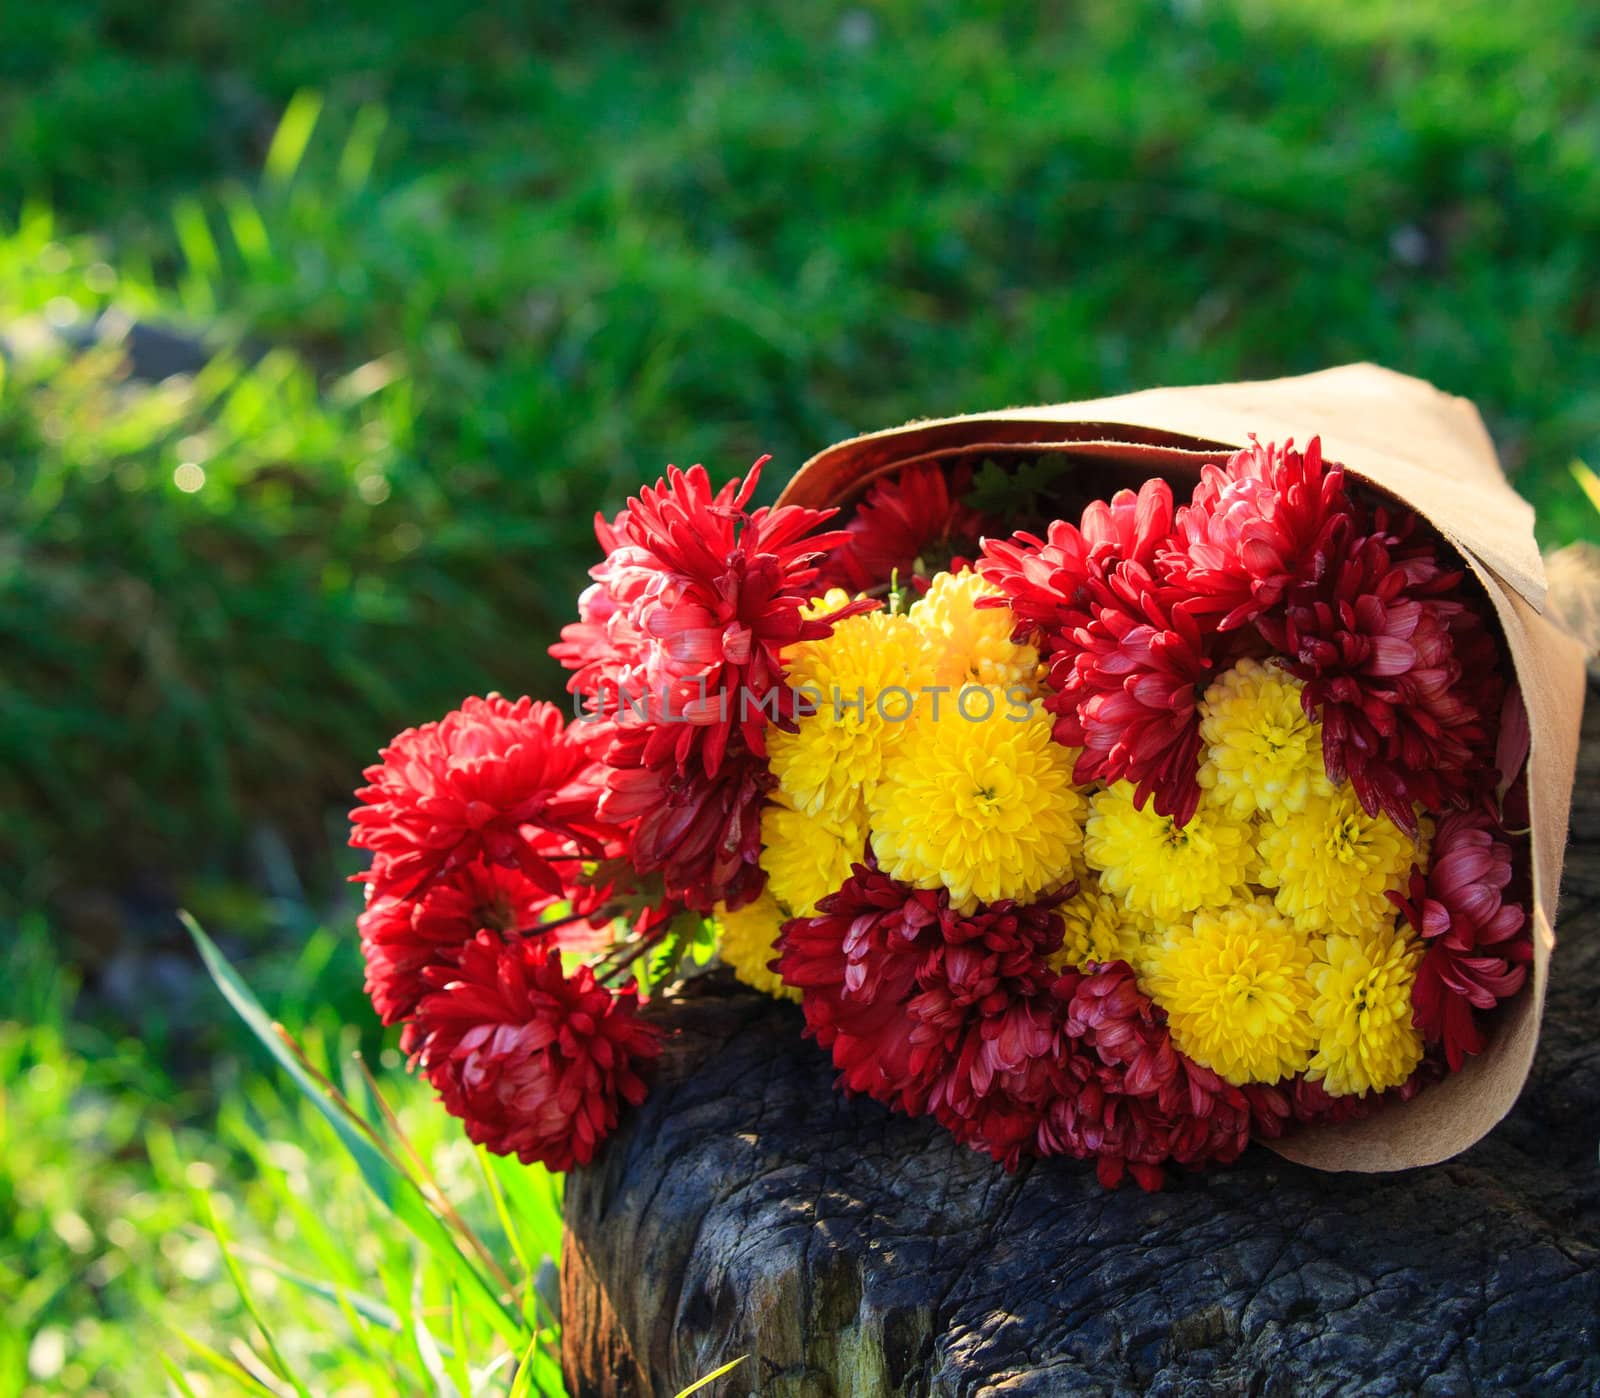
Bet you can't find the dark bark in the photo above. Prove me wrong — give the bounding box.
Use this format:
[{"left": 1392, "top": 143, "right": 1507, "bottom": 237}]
[{"left": 563, "top": 693, "right": 1600, "bottom": 1397}]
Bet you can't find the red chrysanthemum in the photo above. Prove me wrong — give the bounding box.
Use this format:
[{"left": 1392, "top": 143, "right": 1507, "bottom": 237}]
[
  {"left": 815, "top": 462, "right": 986, "bottom": 594},
  {"left": 1161, "top": 437, "right": 1352, "bottom": 630},
  {"left": 779, "top": 863, "right": 1273, "bottom": 1186},
  {"left": 1040, "top": 964, "right": 1255, "bottom": 1190},
  {"left": 1257, "top": 529, "right": 1501, "bottom": 832},
  {"left": 551, "top": 458, "right": 872, "bottom": 910},
  {"left": 978, "top": 477, "right": 1175, "bottom": 639},
  {"left": 350, "top": 696, "right": 611, "bottom": 901},
  {"left": 1056, "top": 565, "right": 1213, "bottom": 824},
  {"left": 552, "top": 457, "right": 866, "bottom": 772},
  {"left": 776, "top": 862, "right": 955, "bottom": 1114},
  {"left": 978, "top": 480, "right": 1207, "bottom": 822},
  {"left": 412, "top": 931, "right": 661, "bottom": 1171},
  {"left": 932, "top": 994, "right": 1083, "bottom": 1171},
  {"left": 776, "top": 859, "right": 1067, "bottom": 1124},
  {"left": 358, "top": 861, "right": 554, "bottom": 1027},
  {"left": 1391, "top": 810, "right": 1530, "bottom": 1070},
  {"left": 594, "top": 723, "right": 771, "bottom": 913},
  {"left": 908, "top": 902, "right": 1072, "bottom": 1164}
]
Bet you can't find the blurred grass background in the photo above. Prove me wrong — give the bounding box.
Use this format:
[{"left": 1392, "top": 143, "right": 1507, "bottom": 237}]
[{"left": 2, "top": 0, "right": 1598, "bottom": 1392}]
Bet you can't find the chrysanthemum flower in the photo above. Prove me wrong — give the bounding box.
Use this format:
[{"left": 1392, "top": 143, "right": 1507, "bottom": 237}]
[
  {"left": 909, "top": 569, "right": 1042, "bottom": 693},
  {"left": 1045, "top": 964, "right": 1258, "bottom": 1189},
  {"left": 978, "top": 480, "right": 1211, "bottom": 823},
  {"left": 1256, "top": 785, "right": 1424, "bottom": 937},
  {"left": 1084, "top": 782, "right": 1253, "bottom": 923},
  {"left": 554, "top": 459, "right": 863, "bottom": 766},
  {"left": 1055, "top": 565, "right": 1214, "bottom": 825},
  {"left": 1145, "top": 900, "right": 1317, "bottom": 1086},
  {"left": 1197, "top": 658, "right": 1331, "bottom": 823},
  {"left": 1256, "top": 527, "right": 1501, "bottom": 833},
  {"left": 351, "top": 696, "right": 611, "bottom": 900},
  {"left": 1162, "top": 437, "right": 1352, "bottom": 630},
  {"left": 759, "top": 794, "right": 865, "bottom": 917},
  {"left": 358, "top": 861, "right": 553, "bottom": 1026},
  {"left": 978, "top": 478, "right": 1176, "bottom": 639},
  {"left": 1307, "top": 925, "right": 1424, "bottom": 1097},
  {"left": 1050, "top": 879, "right": 1143, "bottom": 974},
  {"left": 910, "top": 904, "right": 1070, "bottom": 1152},
  {"left": 869, "top": 690, "right": 1085, "bottom": 912},
  {"left": 767, "top": 607, "right": 936, "bottom": 825},
  {"left": 816, "top": 462, "right": 986, "bottom": 595},
  {"left": 1390, "top": 809, "right": 1530, "bottom": 1070},
  {"left": 714, "top": 891, "right": 800, "bottom": 1002},
  {"left": 551, "top": 458, "right": 876, "bottom": 910},
  {"left": 775, "top": 863, "right": 953, "bottom": 1115},
  {"left": 1245, "top": 1074, "right": 1376, "bottom": 1137},
  {"left": 598, "top": 727, "right": 770, "bottom": 912},
  {"left": 778, "top": 857, "right": 1068, "bottom": 1160},
  {"left": 412, "top": 932, "right": 661, "bottom": 1170}
]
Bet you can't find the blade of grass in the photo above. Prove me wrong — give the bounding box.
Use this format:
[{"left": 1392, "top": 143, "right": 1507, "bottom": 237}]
[
  {"left": 190, "top": 1231, "right": 406, "bottom": 1334},
  {"left": 221, "top": 185, "right": 273, "bottom": 270},
  {"left": 673, "top": 1354, "right": 748, "bottom": 1397},
  {"left": 181, "top": 913, "right": 526, "bottom": 1347},
  {"left": 339, "top": 103, "right": 389, "bottom": 192},
  {"left": 470, "top": 1145, "right": 534, "bottom": 1286},
  {"left": 194, "top": 1188, "right": 312, "bottom": 1398},
  {"left": 410, "top": 1271, "right": 464, "bottom": 1398},
  {"left": 507, "top": 1335, "right": 542, "bottom": 1398},
  {"left": 447, "top": 1282, "right": 474, "bottom": 1394},
  {"left": 1571, "top": 460, "right": 1600, "bottom": 517},
  {"left": 168, "top": 1326, "right": 279, "bottom": 1397},
  {"left": 160, "top": 1355, "right": 203, "bottom": 1398},
  {"left": 265, "top": 91, "right": 324, "bottom": 188},
  {"left": 353, "top": 1050, "right": 515, "bottom": 1293},
  {"left": 488, "top": 1152, "right": 565, "bottom": 1261}
]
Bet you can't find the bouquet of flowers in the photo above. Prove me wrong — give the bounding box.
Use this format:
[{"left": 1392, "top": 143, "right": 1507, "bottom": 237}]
[{"left": 349, "top": 366, "right": 1584, "bottom": 1188}]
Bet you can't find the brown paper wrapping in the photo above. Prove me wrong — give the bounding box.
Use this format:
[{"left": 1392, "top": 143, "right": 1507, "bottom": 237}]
[{"left": 778, "top": 363, "right": 1587, "bottom": 1172}]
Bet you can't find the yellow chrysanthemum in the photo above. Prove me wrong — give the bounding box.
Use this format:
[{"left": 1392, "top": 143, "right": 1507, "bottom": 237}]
[
  {"left": 1307, "top": 925, "right": 1424, "bottom": 1096},
  {"left": 868, "top": 689, "right": 1084, "bottom": 912},
  {"left": 759, "top": 796, "right": 864, "bottom": 917},
  {"left": 714, "top": 891, "right": 800, "bottom": 1002},
  {"left": 1145, "top": 899, "right": 1317, "bottom": 1086},
  {"left": 1083, "top": 783, "right": 1255, "bottom": 924},
  {"left": 909, "top": 569, "right": 1043, "bottom": 694},
  {"left": 1256, "top": 786, "right": 1426, "bottom": 936},
  {"left": 768, "top": 608, "right": 938, "bottom": 825},
  {"left": 1197, "top": 658, "right": 1332, "bottom": 823},
  {"left": 1051, "top": 878, "right": 1144, "bottom": 973},
  {"left": 800, "top": 588, "right": 857, "bottom": 621}
]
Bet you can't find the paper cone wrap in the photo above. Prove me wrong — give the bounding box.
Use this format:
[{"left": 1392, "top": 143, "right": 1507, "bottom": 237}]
[{"left": 778, "top": 364, "right": 1587, "bottom": 1172}]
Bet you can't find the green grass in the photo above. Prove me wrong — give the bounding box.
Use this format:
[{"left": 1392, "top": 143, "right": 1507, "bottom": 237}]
[{"left": 1, "top": 918, "right": 566, "bottom": 1396}]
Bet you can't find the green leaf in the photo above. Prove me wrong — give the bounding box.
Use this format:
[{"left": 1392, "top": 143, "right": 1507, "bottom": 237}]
[
  {"left": 181, "top": 913, "right": 527, "bottom": 1348},
  {"left": 966, "top": 453, "right": 1076, "bottom": 528},
  {"left": 638, "top": 910, "right": 714, "bottom": 995}
]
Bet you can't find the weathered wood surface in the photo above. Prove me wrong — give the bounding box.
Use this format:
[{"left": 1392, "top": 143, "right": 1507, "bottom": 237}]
[{"left": 563, "top": 691, "right": 1600, "bottom": 1398}]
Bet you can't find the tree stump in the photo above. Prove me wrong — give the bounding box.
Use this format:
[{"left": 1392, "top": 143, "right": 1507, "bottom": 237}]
[{"left": 562, "top": 694, "right": 1600, "bottom": 1397}]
